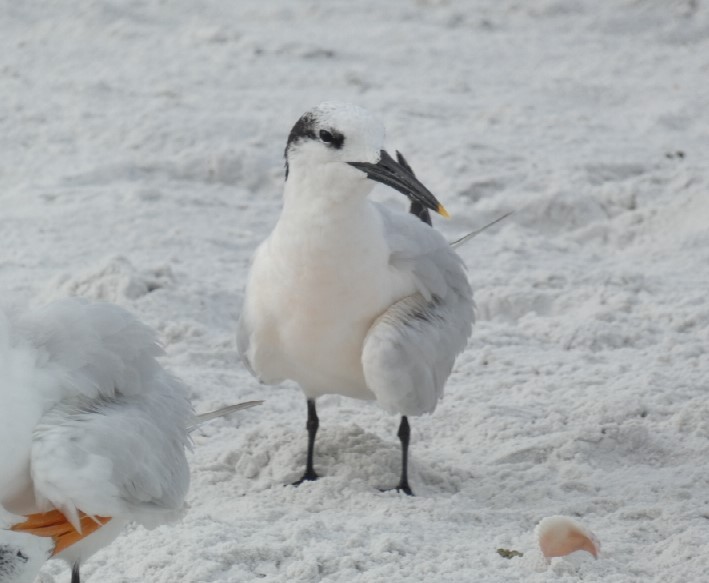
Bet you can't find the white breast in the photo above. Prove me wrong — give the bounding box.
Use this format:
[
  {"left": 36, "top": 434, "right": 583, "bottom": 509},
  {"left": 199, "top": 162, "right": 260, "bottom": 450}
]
[{"left": 242, "top": 198, "right": 416, "bottom": 399}]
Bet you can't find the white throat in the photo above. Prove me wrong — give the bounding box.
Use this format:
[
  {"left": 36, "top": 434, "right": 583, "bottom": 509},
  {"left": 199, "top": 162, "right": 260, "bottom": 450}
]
[{"left": 283, "top": 161, "right": 374, "bottom": 220}]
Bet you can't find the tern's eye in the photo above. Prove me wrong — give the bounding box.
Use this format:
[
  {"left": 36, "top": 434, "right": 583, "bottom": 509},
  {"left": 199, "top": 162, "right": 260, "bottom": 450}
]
[{"left": 319, "top": 130, "right": 334, "bottom": 143}]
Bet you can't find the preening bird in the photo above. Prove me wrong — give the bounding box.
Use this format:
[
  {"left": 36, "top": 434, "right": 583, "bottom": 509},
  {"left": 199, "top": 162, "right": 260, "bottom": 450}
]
[
  {"left": 0, "top": 298, "right": 259, "bottom": 583},
  {"left": 237, "top": 102, "right": 474, "bottom": 494}
]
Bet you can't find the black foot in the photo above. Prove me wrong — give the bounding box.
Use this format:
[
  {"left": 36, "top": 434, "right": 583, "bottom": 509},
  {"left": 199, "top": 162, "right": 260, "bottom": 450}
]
[
  {"left": 291, "top": 469, "right": 319, "bottom": 486},
  {"left": 379, "top": 483, "right": 415, "bottom": 496},
  {"left": 396, "top": 483, "right": 414, "bottom": 496}
]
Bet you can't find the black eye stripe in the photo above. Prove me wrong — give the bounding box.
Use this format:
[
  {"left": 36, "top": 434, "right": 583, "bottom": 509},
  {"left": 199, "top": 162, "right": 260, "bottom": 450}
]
[
  {"left": 319, "top": 129, "right": 345, "bottom": 150},
  {"left": 284, "top": 115, "right": 346, "bottom": 179}
]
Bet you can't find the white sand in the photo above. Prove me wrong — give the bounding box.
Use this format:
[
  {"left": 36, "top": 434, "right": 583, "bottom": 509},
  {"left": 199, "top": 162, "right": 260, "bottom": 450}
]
[{"left": 1, "top": 1, "right": 708, "bottom": 581}]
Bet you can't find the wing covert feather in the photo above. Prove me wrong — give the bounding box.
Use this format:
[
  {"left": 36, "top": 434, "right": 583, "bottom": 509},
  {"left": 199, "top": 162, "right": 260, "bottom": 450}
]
[{"left": 363, "top": 205, "right": 474, "bottom": 416}]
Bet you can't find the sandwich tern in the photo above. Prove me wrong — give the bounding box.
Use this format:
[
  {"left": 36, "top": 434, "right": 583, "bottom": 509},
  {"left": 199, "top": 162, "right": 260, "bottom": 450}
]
[{"left": 238, "top": 102, "right": 474, "bottom": 495}]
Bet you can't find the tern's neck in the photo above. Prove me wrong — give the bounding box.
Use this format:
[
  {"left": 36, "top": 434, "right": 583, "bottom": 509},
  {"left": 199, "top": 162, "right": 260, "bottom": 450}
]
[
  {"left": 274, "top": 169, "right": 383, "bottom": 253},
  {"left": 281, "top": 164, "right": 373, "bottom": 222}
]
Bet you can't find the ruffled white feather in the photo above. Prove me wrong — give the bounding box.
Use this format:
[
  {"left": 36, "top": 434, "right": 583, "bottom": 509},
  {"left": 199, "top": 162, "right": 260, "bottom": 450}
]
[{"left": 0, "top": 298, "right": 193, "bottom": 568}]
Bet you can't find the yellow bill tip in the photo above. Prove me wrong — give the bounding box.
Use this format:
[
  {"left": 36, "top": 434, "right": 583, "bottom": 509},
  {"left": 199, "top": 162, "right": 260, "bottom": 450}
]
[{"left": 437, "top": 204, "right": 451, "bottom": 219}]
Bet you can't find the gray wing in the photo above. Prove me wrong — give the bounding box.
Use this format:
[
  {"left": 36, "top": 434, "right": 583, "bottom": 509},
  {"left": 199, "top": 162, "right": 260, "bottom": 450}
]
[
  {"left": 31, "top": 381, "right": 192, "bottom": 529},
  {"left": 18, "top": 298, "right": 166, "bottom": 400},
  {"left": 361, "top": 205, "right": 474, "bottom": 416},
  {"left": 22, "top": 299, "right": 193, "bottom": 528}
]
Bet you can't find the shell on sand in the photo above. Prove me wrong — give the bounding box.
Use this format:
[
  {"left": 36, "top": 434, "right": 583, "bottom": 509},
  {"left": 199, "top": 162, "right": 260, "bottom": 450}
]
[{"left": 536, "top": 516, "right": 600, "bottom": 559}]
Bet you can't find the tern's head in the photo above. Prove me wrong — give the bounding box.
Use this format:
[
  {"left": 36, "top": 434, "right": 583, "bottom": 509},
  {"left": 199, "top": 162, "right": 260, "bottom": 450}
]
[
  {"left": 285, "top": 102, "right": 383, "bottom": 178},
  {"left": 284, "top": 102, "right": 448, "bottom": 217}
]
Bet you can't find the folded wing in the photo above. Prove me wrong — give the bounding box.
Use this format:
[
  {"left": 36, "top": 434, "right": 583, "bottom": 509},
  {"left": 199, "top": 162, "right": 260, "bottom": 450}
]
[
  {"left": 31, "top": 386, "right": 192, "bottom": 530},
  {"left": 362, "top": 206, "right": 474, "bottom": 416},
  {"left": 13, "top": 298, "right": 192, "bottom": 529}
]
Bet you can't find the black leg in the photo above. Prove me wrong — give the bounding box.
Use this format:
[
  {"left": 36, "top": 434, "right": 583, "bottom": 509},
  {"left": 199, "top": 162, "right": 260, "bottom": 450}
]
[
  {"left": 292, "top": 398, "right": 319, "bottom": 485},
  {"left": 396, "top": 416, "right": 414, "bottom": 496},
  {"left": 71, "top": 563, "right": 81, "bottom": 583}
]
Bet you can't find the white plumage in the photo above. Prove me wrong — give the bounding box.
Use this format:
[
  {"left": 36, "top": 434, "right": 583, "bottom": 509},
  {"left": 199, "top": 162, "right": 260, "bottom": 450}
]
[
  {"left": 0, "top": 298, "right": 192, "bottom": 582},
  {"left": 238, "top": 102, "right": 474, "bottom": 492}
]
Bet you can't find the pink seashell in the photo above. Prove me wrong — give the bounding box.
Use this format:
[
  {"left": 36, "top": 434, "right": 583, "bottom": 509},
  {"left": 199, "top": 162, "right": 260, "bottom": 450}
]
[{"left": 536, "top": 516, "right": 600, "bottom": 559}]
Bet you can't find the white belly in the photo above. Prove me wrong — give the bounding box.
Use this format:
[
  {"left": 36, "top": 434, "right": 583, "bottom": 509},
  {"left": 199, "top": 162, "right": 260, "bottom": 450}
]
[{"left": 243, "top": 202, "right": 415, "bottom": 399}]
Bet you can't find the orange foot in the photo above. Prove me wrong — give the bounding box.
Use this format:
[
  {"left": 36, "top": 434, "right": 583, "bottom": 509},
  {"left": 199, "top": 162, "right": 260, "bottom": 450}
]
[{"left": 11, "top": 509, "right": 111, "bottom": 556}]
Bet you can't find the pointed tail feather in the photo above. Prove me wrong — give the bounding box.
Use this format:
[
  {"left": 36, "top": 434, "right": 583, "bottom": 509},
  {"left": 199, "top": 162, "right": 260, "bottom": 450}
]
[
  {"left": 188, "top": 400, "right": 263, "bottom": 432},
  {"left": 450, "top": 211, "right": 514, "bottom": 249}
]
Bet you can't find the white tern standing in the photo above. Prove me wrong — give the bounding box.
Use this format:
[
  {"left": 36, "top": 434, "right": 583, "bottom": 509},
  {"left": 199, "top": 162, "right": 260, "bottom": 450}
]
[{"left": 238, "top": 102, "right": 474, "bottom": 495}]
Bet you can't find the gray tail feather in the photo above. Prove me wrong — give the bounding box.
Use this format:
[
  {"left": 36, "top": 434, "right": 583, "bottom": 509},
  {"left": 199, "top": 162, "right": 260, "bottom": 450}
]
[
  {"left": 450, "top": 211, "right": 514, "bottom": 249},
  {"left": 188, "top": 400, "right": 263, "bottom": 432}
]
